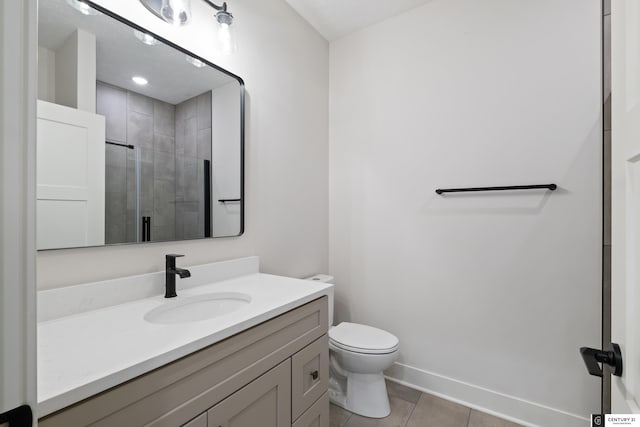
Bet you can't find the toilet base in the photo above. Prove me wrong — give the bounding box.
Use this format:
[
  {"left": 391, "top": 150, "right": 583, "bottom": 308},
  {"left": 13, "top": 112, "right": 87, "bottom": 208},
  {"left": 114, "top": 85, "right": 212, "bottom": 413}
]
[{"left": 328, "top": 371, "right": 391, "bottom": 418}]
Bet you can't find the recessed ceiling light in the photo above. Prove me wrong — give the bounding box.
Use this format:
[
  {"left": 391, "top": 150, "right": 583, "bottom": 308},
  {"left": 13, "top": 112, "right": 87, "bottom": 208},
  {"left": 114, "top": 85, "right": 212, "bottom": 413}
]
[
  {"left": 66, "top": 0, "right": 100, "bottom": 16},
  {"left": 132, "top": 76, "right": 148, "bottom": 85},
  {"left": 133, "top": 30, "right": 158, "bottom": 46},
  {"left": 185, "top": 55, "right": 206, "bottom": 68}
]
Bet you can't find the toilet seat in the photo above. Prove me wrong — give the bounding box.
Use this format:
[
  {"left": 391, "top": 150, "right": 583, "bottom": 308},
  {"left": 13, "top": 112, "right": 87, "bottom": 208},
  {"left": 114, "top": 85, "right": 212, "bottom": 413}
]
[{"left": 329, "top": 322, "right": 399, "bottom": 355}]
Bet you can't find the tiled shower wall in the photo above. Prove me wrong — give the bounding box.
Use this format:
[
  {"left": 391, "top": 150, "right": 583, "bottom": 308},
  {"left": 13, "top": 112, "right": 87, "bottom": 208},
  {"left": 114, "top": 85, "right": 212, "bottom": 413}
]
[
  {"left": 602, "top": 0, "right": 611, "bottom": 413},
  {"left": 175, "top": 91, "right": 212, "bottom": 240},
  {"left": 97, "top": 82, "right": 212, "bottom": 244}
]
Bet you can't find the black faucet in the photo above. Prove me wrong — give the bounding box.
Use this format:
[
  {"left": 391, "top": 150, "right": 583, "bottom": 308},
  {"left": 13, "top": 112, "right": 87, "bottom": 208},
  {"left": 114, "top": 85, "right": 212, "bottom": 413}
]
[{"left": 165, "top": 254, "right": 191, "bottom": 298}]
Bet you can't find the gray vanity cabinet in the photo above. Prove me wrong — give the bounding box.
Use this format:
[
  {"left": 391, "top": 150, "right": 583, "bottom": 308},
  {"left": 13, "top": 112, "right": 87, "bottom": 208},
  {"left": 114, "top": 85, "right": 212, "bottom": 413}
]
[
  {"left": 206, "top": 359, "right": 291, "bottom": 427},
  {"left": 39, "top": 297, "right": 329, "bottom": 427}
]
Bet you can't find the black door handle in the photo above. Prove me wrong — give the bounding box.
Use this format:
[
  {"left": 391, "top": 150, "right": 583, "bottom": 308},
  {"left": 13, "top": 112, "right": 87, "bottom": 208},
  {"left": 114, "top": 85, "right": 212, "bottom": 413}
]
[{"left": 580, "top": 343, "right": 623, "bottom": 377}]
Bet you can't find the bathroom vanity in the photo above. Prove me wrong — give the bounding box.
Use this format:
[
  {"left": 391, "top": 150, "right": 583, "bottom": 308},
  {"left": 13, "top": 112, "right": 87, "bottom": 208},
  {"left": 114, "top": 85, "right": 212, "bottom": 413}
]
[{"left": 37, "top": 257, "right": 332, "bottom": 427}]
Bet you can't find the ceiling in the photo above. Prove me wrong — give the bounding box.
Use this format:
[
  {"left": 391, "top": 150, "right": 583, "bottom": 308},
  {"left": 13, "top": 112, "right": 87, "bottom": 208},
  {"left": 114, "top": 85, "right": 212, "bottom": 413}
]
[{"left": 284, "top": 0, "right": 433, "bottom": 41}]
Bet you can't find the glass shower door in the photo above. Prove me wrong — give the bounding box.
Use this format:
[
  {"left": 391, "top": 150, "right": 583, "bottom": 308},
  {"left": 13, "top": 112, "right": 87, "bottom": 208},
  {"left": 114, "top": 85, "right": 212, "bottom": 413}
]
[{"left": 105, "top": 141, "right": 141, "bottom": 244}]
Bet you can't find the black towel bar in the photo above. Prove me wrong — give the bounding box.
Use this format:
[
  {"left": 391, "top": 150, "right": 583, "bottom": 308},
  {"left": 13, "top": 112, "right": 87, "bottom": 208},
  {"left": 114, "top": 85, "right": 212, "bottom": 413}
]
[{"left": 435, "top": 184, "right": 557, "bottom": 195}]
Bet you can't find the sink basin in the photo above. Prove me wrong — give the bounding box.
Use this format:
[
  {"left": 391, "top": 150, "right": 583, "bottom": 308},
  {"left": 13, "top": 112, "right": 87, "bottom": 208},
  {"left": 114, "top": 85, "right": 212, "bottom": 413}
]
[{"left": 144, "top": 292, "right": 251, "bottom": 324}]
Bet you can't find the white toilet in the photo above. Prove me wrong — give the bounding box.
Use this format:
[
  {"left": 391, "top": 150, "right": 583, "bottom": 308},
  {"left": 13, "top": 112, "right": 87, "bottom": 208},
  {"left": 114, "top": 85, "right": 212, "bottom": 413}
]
[{"left": 306, "top": 275, "right": 399, "bottom": 418}]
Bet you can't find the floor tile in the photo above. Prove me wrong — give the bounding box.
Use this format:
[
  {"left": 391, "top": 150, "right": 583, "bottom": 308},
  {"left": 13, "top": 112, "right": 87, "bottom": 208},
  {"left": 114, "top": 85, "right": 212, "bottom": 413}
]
[
  {"left": 344, "top": 396, "right": 415, "bottom": 427},
  {"left": 385, "top": 379, "right": 422, "bottom": 404},
  {"left": 330, "top": 403, "right": 352, "bottom": 427},
  {"left": 405, "top": 393, "right": 470, "bottom": 427},
  {"left": 467, "top": 409, "right": 524, "bottom": 427}
]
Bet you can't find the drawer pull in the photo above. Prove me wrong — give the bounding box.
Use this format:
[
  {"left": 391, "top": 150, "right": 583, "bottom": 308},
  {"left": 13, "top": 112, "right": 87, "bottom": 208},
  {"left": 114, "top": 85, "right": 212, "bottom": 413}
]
[{"left": 310, "top": 370, "right": 319, "bottom": 380}]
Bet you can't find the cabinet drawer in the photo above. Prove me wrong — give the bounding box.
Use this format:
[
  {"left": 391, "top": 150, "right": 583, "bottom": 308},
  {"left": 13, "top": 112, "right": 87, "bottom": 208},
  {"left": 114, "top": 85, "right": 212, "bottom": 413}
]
[
  {"left": 207, "top": 359, "right": 291, "bottom": 427},
  {"left": 291, "top": 335, "right": 328, "bottom": 421},
  {"left": 292, "top": 393, "right": 329, "bottom": 427}
]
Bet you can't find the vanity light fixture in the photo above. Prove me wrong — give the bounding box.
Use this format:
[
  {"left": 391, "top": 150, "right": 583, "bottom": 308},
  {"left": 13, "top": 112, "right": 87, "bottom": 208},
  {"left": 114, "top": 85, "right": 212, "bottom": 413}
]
[
  {"left": 133, "top": 30, "right": 158, "bottom": 46},
  {"left": 204, "top": 1, "right": 237, "bottom": 54},
  {"left": 140, "top": 0, "right": 191, "bottom": 26},
  {"left": 66, "top": 0, "right": 100, "bottom": 15},
  {"left": 139, "top": 0, "right": 237, "bottom": 53},
  {"left": 132, "top": 76, "right": 149, "bottom": 85}
]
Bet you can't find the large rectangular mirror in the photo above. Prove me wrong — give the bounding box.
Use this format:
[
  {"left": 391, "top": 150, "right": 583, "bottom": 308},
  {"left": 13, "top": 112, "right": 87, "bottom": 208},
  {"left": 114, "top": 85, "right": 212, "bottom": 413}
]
[{"left": 37, "top": 0, "right": 244, "bottom": 250}]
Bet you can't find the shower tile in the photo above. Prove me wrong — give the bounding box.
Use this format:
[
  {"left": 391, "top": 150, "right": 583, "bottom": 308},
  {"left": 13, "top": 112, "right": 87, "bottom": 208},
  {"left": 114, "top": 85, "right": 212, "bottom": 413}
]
[
  {"left": 126, "top": 152, "right": 137, "bottom": 210},
  {"left": 153, "top": 100, "right": 175, "bottom": 137},
  {"left": 197, "top": 128, "right": 212, "bottom": 160},
  {"left": 125, "top": 208, "right": 137, "bottom": 243},
  {"left": 153, "top": 204, "right": 176, "bottom": 229},
  {"left": 106, "top": 165, "right": 126, "bottom": 194},
  {"left": 177, "top": 156, "right": 198, "bottom": 202},
  {"left": 154, "top": 177, "right": 176, "bottom": 230},
  {"left": 128, "top": 91, "right": 153, "bottom": 115},
  {"left": 345, "top": 396, "right": 414, "bottom": 427},
  {"left": 154, "top": 151, "right": 176, "bottom": 182},
  {"left": 105, "top": 192, "right": 126, "bottom": 244},
  {"left": 197, "top": 91, "right": 212, "bottom": 130},
  {"left": 468, "top": 409, "right": 523, "bottom": 427},
  {"left": 405, "top": 393, "right": 469, "bottom": 427},
  {"left": 175, "top": 203, "right": 184, "bottom": 240},
  {"left": 128, "top": 111, "right": 153, "bottom": 149},
  {"left": 140, "top": 152, "right": 154, "bottom": 214},
  {"left": 151, "top": 225, "right": 175, "bottom": 242},
  {"left": 175, "top": 156, "right": 185, "bottom": 202},
  {"left": 97, "top": 83, "right": 127, "bottom": 143},
  {"left": 186, "top": 158, "right": 199, "bottom": 202},
  {"left": 183, "top": 211, "right": 201, "bottom": 239},
  {"left": 198, "top": 160, "right": 206, "bottom": 225},
  {"left": 180, "top": 96, "right": 198, "bottom": 121},
  {"left": 175, "top": 115, "right": 185, "bottom": 155},
  {"left": 181, "top": 201, "right": 199, "bottom": 213},
  {"left": 155, "top": 134, "right": 175, "bottom": 154},
  {"left": 183, "top": 116, "right": 198, "bottom": 157}
]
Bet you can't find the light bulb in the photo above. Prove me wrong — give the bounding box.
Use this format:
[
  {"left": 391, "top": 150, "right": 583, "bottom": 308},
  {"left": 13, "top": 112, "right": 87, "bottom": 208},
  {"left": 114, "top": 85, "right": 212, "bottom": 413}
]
[
  {"left": 217, "top": 22, "right": 236, "bottom": 54},
  {"left": 160, "top": 0, "right": 191, "bottom": 25}
]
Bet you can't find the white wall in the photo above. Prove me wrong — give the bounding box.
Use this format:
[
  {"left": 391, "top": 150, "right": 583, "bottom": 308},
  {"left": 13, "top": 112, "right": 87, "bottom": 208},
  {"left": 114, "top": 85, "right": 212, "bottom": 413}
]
[
  {"left": 37, "top": 0, "right": 329, "bottom": 289},
  {"left": 329, "top": 1, "right": 601, "bottom": 426},
  {"left": 54, "top": 29, "right": 96, "bottom": 113},
  {"left": 37, "top": 46, "right": 55, "bottom": 102}
]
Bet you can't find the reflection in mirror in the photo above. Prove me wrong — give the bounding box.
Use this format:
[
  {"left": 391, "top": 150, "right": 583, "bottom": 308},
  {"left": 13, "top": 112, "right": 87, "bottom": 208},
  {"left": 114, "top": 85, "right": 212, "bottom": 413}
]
[{"left": 36, "top": 0, "right": 244, "bottom": 250}]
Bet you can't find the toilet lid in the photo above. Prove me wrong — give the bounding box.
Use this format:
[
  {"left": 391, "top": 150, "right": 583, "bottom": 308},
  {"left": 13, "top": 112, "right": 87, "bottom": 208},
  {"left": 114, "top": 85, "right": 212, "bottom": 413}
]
[{"left": 329, "top": 322, "right": 399, "bottom": 354}]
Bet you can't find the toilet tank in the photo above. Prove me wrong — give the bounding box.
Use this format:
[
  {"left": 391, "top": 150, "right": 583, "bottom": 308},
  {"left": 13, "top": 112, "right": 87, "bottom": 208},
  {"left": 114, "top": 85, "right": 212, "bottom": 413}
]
[{"left": 305, "top": 274, "right": 334, "bottom": 327}]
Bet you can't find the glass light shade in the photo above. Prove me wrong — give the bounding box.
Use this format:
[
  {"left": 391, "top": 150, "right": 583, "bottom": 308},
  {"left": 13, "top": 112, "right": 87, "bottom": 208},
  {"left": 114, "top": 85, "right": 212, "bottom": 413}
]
[
  {"left": 160, "top": 0, "right": 191, "bottom": 25},
  {"left": 217, "top": 22, "right": 237, "bottom": 54}
]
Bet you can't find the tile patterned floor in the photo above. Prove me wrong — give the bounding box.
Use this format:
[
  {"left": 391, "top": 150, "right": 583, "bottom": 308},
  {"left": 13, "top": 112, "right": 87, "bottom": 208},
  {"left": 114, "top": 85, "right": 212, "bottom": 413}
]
[{"left": 329, "top": 381, "right": 524, "bottom": 427}]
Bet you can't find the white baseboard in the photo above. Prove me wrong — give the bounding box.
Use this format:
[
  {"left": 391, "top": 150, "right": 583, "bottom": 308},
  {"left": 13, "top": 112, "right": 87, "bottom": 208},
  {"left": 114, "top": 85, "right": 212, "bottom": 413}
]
[{"left": 385, "top": 363, "right": 589, "bottom": 427}]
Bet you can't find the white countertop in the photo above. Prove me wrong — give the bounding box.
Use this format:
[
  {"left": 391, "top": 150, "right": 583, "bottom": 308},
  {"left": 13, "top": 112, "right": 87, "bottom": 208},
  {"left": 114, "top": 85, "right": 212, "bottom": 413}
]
[{"left": 37, "top": 271, "right": 332, "bottom": 417}]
